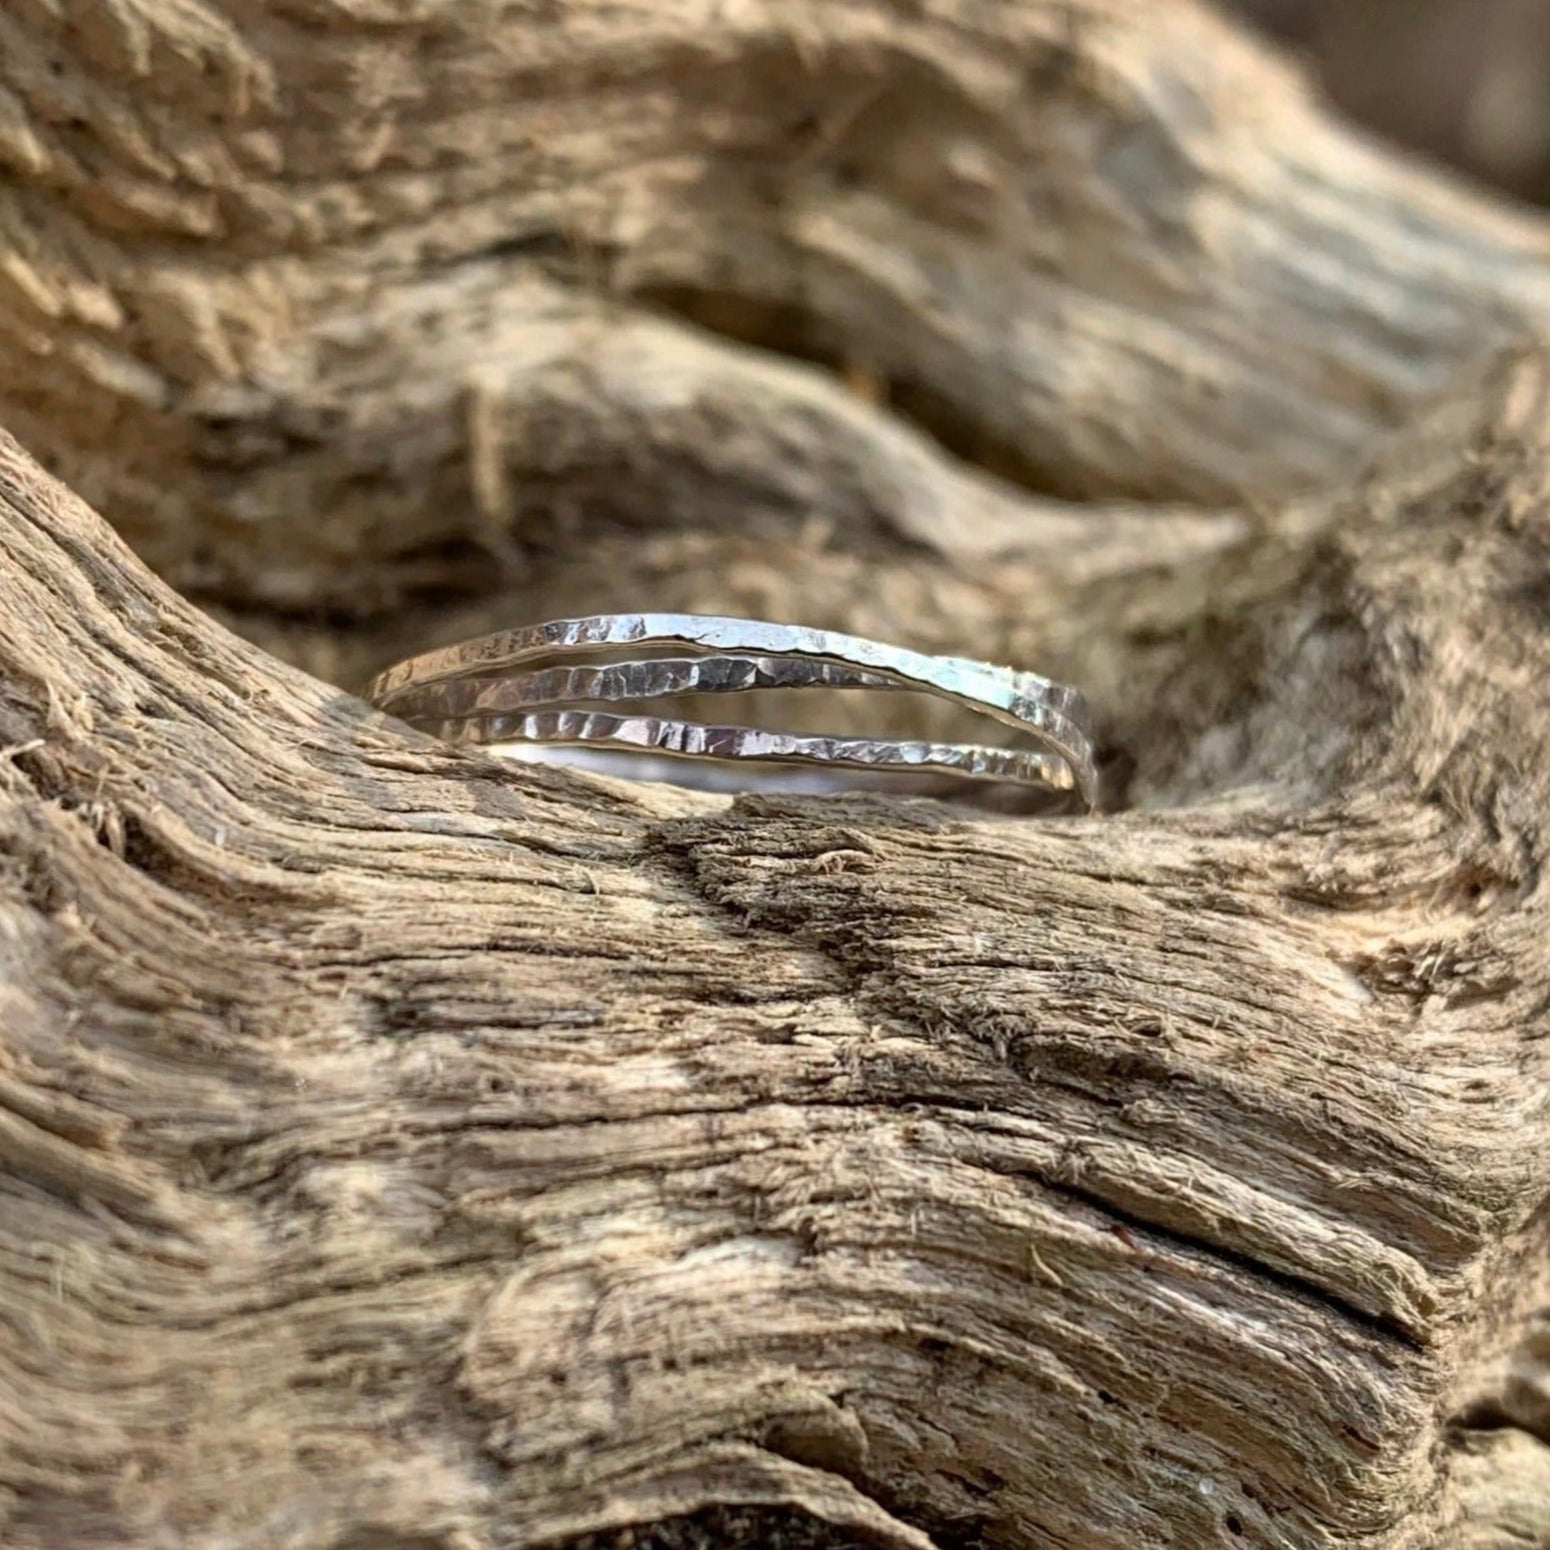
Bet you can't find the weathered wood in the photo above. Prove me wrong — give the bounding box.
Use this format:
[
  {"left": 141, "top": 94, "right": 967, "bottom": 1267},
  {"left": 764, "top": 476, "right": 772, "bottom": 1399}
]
[
  {"left": 5, "top": 0, "right": 1550, "bottom": 629},
  {"left": 2, "top": 346, "right": 1549, "bottom": 1544},
  {"left": 0, "top": 2, "right": 1548, "bottom": 1548}
]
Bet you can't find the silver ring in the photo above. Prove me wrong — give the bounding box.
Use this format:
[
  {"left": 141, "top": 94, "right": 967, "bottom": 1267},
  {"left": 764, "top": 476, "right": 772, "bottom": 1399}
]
[{"left": 366, "top": 614, "right": 1098, "bottom": 809}]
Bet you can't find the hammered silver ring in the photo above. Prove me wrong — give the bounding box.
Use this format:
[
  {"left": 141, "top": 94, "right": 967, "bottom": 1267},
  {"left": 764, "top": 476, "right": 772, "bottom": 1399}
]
[{"left": 366, "top": 614, "right": 1098, "bottom": 810}]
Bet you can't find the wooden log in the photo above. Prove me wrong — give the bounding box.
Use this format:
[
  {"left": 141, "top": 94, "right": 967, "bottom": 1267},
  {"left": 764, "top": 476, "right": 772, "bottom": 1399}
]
[
  {"left": 1, "top": 344, "right": 1548, "bottom": 1543},
  {"left": 4, "top": 0, "right": 1550, "bottom": 625},
  {"left": 0, "top": 2, "right": 1547, "bottom": 1548}
]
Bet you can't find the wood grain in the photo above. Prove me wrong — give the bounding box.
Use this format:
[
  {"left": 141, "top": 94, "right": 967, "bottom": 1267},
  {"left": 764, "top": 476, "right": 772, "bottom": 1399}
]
[{"left": 0, "top": 2, "right": 1547, "bottom": 1547}]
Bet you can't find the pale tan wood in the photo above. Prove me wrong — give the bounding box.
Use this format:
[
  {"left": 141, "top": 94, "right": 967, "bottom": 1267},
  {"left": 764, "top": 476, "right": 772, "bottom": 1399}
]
[
  {"left": 5, "top": 0, "right": 1550, "bottom": 620},
  {"left": 1, "top": 343, "right": 1549, "bottom": 1543},
  {"left": 0, "top": 2, "right": 1547, "bottom": 1549}
]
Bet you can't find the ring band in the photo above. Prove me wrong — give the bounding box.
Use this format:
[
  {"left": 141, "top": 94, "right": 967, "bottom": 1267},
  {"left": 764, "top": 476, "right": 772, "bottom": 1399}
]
[{"left": 366, "top": 614, "right": 1097, "bottom": 809}]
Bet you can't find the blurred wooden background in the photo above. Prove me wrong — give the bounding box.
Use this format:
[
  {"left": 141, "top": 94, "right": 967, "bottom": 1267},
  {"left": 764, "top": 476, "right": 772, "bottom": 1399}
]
[{"left": 1234, "top": 0, "right": 1550, "bottom": 202}]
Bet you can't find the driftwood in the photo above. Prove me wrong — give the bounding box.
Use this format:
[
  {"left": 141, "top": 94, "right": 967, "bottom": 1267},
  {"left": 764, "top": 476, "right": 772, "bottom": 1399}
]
[{"left": 2, "top": 1, "right": 1550, "bottom": 1547}]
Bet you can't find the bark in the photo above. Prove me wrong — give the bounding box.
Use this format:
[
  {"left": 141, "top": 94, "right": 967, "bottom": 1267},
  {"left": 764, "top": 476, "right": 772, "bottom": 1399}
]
[{"left": 0, "top": 2, "right": 1549, "bottom": 1549}]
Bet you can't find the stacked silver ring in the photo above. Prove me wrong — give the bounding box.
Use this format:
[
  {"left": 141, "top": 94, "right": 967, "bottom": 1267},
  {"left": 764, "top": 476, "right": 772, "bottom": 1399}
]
[{"left": 366, "top": 614, "right": 1098, "bottom": 810}]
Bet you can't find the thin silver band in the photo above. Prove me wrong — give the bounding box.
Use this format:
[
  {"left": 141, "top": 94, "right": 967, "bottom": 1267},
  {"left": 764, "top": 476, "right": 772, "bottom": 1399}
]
[{"left": 366, "top": 614, "right": 1097, "bottom": 808}]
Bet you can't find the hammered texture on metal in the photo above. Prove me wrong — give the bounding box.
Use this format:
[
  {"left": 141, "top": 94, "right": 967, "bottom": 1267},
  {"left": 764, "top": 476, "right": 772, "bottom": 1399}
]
[{"left": 367, "top": 615, "right": 1097, "bottom": 808}]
